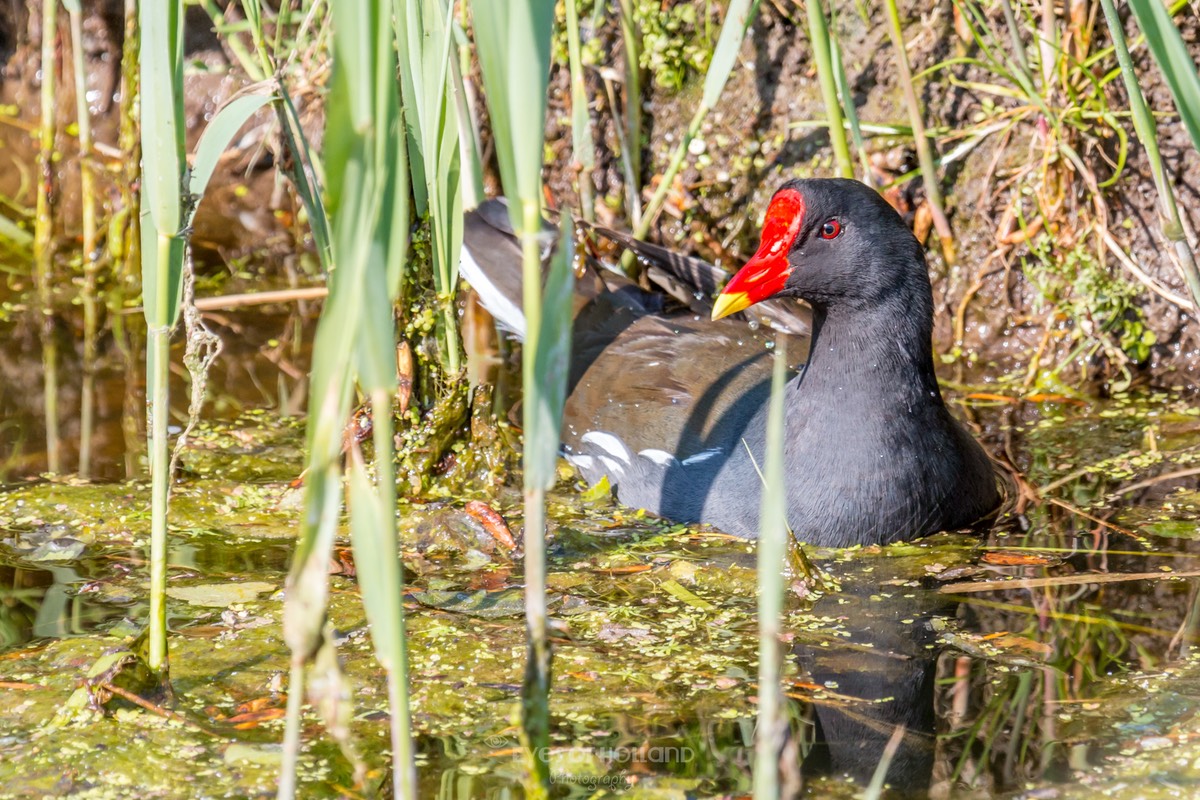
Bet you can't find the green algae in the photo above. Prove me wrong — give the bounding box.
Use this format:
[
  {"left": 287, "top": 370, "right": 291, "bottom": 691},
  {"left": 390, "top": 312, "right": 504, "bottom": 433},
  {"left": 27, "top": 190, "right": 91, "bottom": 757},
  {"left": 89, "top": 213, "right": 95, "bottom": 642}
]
[{"left": 6, "top": 392, "right": 1200, "bottom": 796}]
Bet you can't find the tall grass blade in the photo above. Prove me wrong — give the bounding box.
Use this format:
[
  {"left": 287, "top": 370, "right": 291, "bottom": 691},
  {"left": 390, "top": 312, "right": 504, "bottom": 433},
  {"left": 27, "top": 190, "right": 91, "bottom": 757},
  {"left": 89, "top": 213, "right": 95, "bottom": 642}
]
[
  {"left": 279, "top": 0, "right": 413, "bottom": 795},
  {"left": 348, "top": 393, "right": 415, "bottom": 798},
  {"left": 754, "top": 337, "right": 788, "bottom": 800},
  {"left": 828, "top": 8, "right": 872, "bottom": 182},
  {"left": 139, "top": 0, "right": 186, "bottom": 678},
  {"left": 472, "top": 1, "right": 558, "bottom": 792},
  {"left": 188, "top": 93, "right": 275, "bottom": 211},
  {"left": 565, "top": 0, "right": 596, "bottom": 222},
  {"left": 34, "top": 0, "right": 59, "bottom": 473},
  {"left": 396, "top": 0, "right": 464, "bottom": 373},
  {"left": 616, "top": 0, "right": 643, "bottom": 225},
  {"left": 634, "top": 0, "right": 758, "bottom": 241},
  {"left": 806, "top": 0, "right": 853, "bottom": 179},
  {"left": 0, "top": 213, "right": 32, "bottom": 249},
  {"left": 1127, "top": 0, "right": 1200, "bottom": 154},
  {"left": 883, "top": 0, "right": 955, "bottom": 265},
  {"left": 65, "top": 0, "right": 100, "bottom": 479},
  {"left": 450, "top": 20, "right": 485, "bottom": 210},
  {"left": 1100, "top": 0, "right": 1200, "bottom": 311}
]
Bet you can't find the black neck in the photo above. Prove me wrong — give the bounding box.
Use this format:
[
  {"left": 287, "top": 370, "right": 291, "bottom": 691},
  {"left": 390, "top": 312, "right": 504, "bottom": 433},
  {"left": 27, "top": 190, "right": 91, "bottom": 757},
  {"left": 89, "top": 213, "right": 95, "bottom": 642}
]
[{"left": 796, "top": 291, "right": 943, "bottom": 409}]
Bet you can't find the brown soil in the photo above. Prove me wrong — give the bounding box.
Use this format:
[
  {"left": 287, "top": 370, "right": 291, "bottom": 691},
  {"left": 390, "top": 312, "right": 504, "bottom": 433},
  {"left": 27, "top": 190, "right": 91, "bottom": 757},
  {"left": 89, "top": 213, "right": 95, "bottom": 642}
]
[{"left": 2, "top": 0, "right": 1198, "bottom": 388}]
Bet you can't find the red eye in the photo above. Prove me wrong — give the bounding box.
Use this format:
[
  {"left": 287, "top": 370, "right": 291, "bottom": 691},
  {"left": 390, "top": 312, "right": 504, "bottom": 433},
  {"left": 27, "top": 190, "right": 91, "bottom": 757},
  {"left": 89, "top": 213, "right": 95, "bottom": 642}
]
[{"left": 819, "top": 220, "right": 841, "bottom": 239}]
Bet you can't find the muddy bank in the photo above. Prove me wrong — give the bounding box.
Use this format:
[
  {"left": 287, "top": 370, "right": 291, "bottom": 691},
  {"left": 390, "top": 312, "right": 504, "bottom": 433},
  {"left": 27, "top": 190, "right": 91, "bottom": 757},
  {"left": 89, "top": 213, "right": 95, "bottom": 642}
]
[
  {"left": 0, "top": 0, "right": 1197, "bottom": 388},
  {"left": 542, "top": 1, "right": 1200, "bottom": 388}
]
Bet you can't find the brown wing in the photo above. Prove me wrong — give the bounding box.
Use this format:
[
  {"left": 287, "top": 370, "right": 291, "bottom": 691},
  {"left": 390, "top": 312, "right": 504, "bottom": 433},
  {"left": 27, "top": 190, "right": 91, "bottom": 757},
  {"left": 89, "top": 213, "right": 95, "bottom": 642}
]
[{"left": 564, "top": 309, "right": 808, "bottom": 458}]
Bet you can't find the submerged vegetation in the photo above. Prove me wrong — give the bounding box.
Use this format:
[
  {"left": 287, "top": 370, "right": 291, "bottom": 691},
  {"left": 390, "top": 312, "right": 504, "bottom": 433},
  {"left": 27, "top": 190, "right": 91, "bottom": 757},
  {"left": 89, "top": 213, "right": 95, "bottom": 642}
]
[{"left": 0, "top": 0, "right": 1198, "bottom": 797}]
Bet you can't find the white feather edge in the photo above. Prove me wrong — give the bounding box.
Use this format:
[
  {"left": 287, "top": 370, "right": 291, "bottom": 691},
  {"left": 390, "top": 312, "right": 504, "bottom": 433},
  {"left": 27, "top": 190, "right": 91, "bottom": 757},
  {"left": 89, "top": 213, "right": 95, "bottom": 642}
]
[{"left": 458, "top": 243, "right": 527, "bottom": 339}]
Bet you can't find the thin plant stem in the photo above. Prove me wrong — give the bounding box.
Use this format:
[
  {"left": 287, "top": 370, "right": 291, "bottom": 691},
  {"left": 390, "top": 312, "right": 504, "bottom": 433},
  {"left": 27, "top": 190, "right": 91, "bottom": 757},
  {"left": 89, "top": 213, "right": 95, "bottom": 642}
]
[
  {"left": 632, "top": 0, "right": 757, "bottom": 245},
  {"left": 450, "top": 39, "right": 484, "bottom": 210},
  {"left": 368, "top": 389, "right": 416, "bottom": 799},
  {"left": 999, "top": 0, "right": 1032, "bottom": 81},
  {"left": 35, "top": 0, "right": 60, "bottom": 473},
  {"left": 521, "top": 489, "right": 551, "bottom": 796},
  {"left": 753, "top": 338, "right": 788, "bottom": 800},
  {"left": 617, "top": 0, "right": 642, "bottom": 226},
  {"left": 69, "top": 2, "right": 99, "bottom": 479},
  {"left": 147, "top": 232, "right": 174, "bottom": 675},
  {"left": 634, "top": 104, "right": 704, "bottom": 243},
  {"left": 520, "top": 197, "right": 551, "bottom": 796},
  {"left": 276, "top": 660, "right": 305, "bottom": 800},
  {"left": 828, "top": 9, "right": 872, "bottom": 181},
  {"left": 565, "top": 0, "right": 596, "bottom": 222},
  {"left": 201, "top": 0, "right": 266, "bottom": 80},
  {"left": 884, "top": 0, "right": 956, "bottom": 265},
  {"left": 806, "top": 0, "right": 853, "bottom": 178},
  {"left": 118, "top": 0, "right": 140, "bottom": 286}
]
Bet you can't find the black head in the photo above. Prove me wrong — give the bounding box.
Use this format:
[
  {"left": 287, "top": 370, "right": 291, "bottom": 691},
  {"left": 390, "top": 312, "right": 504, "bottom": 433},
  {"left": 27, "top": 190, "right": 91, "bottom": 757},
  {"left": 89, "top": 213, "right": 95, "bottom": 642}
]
[{"left": 711, "top": 178, "right": 930, "bottom": 318}]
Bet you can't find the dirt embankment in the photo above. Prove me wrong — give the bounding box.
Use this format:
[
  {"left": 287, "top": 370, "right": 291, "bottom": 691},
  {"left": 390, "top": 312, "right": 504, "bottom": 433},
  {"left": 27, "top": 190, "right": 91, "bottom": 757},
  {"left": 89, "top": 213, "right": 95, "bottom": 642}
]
[
  {"left": 2, "top": 0, "right": 1198, "bottom": 387},
  {"left": 541, "top": 1, "right": 1200, "bottom": 389}
]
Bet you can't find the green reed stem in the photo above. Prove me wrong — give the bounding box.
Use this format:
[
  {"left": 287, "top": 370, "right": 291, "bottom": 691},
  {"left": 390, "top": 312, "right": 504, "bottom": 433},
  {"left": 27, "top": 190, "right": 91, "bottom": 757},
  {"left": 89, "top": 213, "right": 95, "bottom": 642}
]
[
  {"left": 147, "top": 235, "right": 172, "bottom": 673},
  {"left": 518, "top": 197, "right": 551, "bottom": 793},
  {"left": 633, "top": 0, "right": 757, "bottom": 244},
  {"left": 565, "top": 0, "right": 596, "bottom": 223},
  {"left": 754, "top": 337, "right": 788, "bottom": 800},
  {"left": 617, "top": 0, "right": 642, "bottom": 225},
  {"left": 35, "top": 0, "right": 60, "bottom": 474},
  {"left": 276, "top": 659, "right": 305, "bottom": 800},
  {"left": 829, "top": 13, "right": 872, "bottom": 181},
  {"left": 884, "top": 0, "right": 955, "bottom": 265},
  {"left": 67, "top": 1, "right": 98, "bottom": 479},
  {"left": 139, "top": 0, "right": 186, "bottom": 679},
  {"left": 806, "top": 0, "right": 853, "bottom": 179}
]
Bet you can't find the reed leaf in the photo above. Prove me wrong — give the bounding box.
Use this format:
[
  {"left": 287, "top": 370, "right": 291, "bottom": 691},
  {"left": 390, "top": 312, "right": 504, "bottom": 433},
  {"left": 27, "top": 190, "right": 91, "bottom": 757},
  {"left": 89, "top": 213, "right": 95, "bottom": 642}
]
[
  {"left": 754, "top": 338, "right": 788, "bottom": 800},
  {"left": 471, "top": 2, "right": 557, "bottom": 792},
  {"left": 805, "top": 0, "right": 853, "bottom": 178},
  {"left": 1127, "top": 0, "right": 1200, "bottom": 153},
  {"left": 1099, "top": 0, "right": 1200, "bottom": 311},
  {"left": 828, "top": 5, "right": 872, "bottom": 181},
  {"left": 527, "top": 218, "right": 576, "bottom": 491},
  {"left": 884, "top": 0, "right": 955, "bottom": 264},
  {"left": 0, "top": 213, "right": 31, "bottom": 249},
  {"left": 565, "top": 0, "right": 596, "bottom": 222},
  {"left": 396, "top": 0, "right": 464, "bottom": 372},
  {"left": 187, "top": 93, "right": 275, "bottom": 222},
  {"left": 277, "top": 0, "right": 413, "bottom": 795},
  {"left": 139, "top": 2, "right": 184, "bottom": 246},
  {"left": 472, "top": 0, "right": 554, "bottom": 233}
]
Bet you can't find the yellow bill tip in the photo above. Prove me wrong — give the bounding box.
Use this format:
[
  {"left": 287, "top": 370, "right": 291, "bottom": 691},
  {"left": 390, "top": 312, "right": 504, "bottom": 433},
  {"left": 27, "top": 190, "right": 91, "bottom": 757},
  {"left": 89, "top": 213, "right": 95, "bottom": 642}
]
[{"left": 711, "top": 291, "right": 752, "bottom": 321}]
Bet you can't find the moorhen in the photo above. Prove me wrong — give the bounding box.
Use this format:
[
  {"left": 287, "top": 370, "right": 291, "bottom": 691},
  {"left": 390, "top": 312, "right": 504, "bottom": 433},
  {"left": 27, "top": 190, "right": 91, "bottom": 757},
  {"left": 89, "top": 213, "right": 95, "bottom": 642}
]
[{"left": 461, "top": 178, "right": 1001, "bottom": 547}]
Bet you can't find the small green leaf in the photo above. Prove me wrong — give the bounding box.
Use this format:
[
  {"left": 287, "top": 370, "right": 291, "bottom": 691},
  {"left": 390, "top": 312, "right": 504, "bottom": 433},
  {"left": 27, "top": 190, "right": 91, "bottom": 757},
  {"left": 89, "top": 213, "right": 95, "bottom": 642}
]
[
  {"left": 703, "top": 0, "right": 757, "bottom": 109},
  {"left": 186, "top": 92, "right": 275, "bottom": 225}
]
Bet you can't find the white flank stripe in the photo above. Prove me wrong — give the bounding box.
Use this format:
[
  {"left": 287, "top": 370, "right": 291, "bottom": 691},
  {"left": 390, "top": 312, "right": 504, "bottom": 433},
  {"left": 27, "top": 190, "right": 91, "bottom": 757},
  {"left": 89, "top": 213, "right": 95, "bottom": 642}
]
[{"left": 458, "top": 244, "right": 527, "bottom": 338}]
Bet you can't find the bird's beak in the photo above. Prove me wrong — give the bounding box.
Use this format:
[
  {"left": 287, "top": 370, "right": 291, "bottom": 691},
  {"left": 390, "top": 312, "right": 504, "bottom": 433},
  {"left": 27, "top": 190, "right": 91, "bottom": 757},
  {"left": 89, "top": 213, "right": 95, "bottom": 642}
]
[{"left": 712, "top": 188, "right": 806, "bottom": 321}]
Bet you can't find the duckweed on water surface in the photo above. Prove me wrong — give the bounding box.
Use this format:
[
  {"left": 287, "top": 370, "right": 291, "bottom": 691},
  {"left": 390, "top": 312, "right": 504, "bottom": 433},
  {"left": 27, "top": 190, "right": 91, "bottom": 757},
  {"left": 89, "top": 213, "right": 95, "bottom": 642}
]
[{"left": 4, "top": 390, "right": 1200, "bottom": 796}]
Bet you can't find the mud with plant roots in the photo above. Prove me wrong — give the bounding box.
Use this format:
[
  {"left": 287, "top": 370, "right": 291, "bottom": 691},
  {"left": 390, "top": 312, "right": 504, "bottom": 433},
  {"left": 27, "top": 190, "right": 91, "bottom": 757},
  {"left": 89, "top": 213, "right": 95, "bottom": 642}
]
[{"left": 2, "top": 385, "right": 1200, "bottom": 798}]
